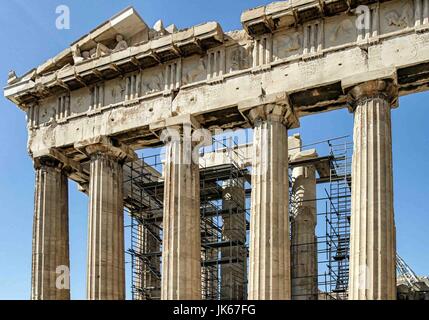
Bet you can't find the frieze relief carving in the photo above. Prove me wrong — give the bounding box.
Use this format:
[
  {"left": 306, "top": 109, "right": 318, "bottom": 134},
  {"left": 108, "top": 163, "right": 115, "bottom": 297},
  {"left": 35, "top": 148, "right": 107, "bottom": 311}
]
[
  {"left": 227, "top": 44, "right": 253, "bottom": 72},
  {"left": 42, "top": 106, "right": 55, "bottom": 124},
  {"left": 273, "top": 31, "right": 302, "bottom": 60},
  {"left": 27, "top": 0, "right": 429, "bottom": 128},
  {"left": 143, "top": 74, "right": 164, "bottom": 94},
  {"left": 71, "top": 19, "right": 179, "bottom": 65},
  {"left": 110, "top": 86, "right": 119, "bottom": 102},
  {"left": 329, "top": 19, "right": 355, "bottom": 43},
  {"left": 182, "top": 57, "right": 206, "bottom": 85},
  {"left": 29, "top": 95, "right": 70, "bottom": 127},
  {"left": 381, "top": 0, "right": 414, "bottom": 33},
  {"left": 72, "top": 34, "right": 129, "bottom": 65},
  {"left": 142, "top": 67, "right": 165, "bottom": 95},
  {"left": 74, "top": 95, "right": 85, "bottom": 115},
  {"left": 385, "top": 2, "right": 413, "bottom": 29},
  {"left": 225, "top": 30, "right": 253, "bottom": 71}
]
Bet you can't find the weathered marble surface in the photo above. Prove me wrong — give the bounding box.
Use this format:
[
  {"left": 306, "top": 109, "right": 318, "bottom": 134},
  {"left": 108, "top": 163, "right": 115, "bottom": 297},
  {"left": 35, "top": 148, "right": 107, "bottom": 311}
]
[
  {"left": 8, "top": 0, "right": 423, "bottom": 302},
  {"left": 4, "top": 1, "right": 429, "bottom": 167}
]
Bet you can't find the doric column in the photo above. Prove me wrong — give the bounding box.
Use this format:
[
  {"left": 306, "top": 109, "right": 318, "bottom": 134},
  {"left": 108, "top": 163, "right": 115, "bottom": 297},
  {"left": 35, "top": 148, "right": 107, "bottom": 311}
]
[
  {"left": 247, "top": 104, "right": 299, "bottom": 300},
  {"left": 347, "top": 79, "right": 397, "bottom": 300},
  {"left": 77, "top": 137, "right": 136, "bottom": 300},
  {"left": 161, "top": 124, "right": 201, "bottom": 300},
  {"left": 290, "top": 150, "right": 318, "bottom": 300},
  {"left": 31, "top": 157, "right": 70, "bottom": 300},
  {"left": 87, "top": 152, "right": 124, "bottom": 300},
  {"left": 221, "top": 179, "right": 246, "bottom": 300}
]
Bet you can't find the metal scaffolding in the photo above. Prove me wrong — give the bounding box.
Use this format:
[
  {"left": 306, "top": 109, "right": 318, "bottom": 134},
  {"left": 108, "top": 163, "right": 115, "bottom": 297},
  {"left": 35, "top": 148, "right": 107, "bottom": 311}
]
[
  {"left": 124, "top": 138, "right": 250, "bottom": 300},
  {"left": 123, "top": 133, "right": 429, "bottom": 300},
  {"left": 125, "top": 133, "right": 354, "bottom": 300},
  {"left": 125, "top": 153, "right": 164, "bottom": 300},
  {"left": 319, "top": 138, "right": 352, "bottom": 299},
  {"left": 289, "top": 136, "right": 352, "bottom": 300}
]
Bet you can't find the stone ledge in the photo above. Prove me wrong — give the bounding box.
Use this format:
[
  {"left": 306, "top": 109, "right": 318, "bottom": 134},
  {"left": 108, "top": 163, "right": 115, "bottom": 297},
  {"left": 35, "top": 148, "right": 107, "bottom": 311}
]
[
  {"left": 74, "top": 136, "right": 138, "bottom": 163},
  {"left": 241, "top": 0, "right": 389, "bottom": 37},
  {"left": 149, "top": 114, "right": 201, "bottom": 133}
]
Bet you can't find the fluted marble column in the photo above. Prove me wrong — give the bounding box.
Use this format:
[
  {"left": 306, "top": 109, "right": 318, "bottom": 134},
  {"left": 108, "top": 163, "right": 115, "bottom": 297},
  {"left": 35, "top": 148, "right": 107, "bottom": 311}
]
[
  {"left": 248, "top": 104, "right": 297, "bottom": 300},
  {"left": 348, "top": 80, "right": 397, "bottom": 300},
  {"left": 31, "top": 158, "right": 70, "bottom": 300},
  {"left": 161, "top": 125, "right": 201, "bottom": 300},
  {"left": 86, "top": 152, "right": 125, "bottom": 300},
  {"left": 291, "top": 151, "right": 318, "bottom": 300}
]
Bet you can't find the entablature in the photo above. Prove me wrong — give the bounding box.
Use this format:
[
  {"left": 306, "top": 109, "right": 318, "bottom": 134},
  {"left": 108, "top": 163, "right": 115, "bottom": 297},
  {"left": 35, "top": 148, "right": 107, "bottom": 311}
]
[
  {"left": 241, "top": 0, "right": 395, "bottom": 37},
  {"left": 4, "top": 0, "right": 429, "bottom": 175}
]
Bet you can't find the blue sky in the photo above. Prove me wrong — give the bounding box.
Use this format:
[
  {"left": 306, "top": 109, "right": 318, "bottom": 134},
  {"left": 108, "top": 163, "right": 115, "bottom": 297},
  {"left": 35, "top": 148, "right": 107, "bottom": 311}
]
[{"left": 0, "top": 0, "right": 428, "bottom": 300}]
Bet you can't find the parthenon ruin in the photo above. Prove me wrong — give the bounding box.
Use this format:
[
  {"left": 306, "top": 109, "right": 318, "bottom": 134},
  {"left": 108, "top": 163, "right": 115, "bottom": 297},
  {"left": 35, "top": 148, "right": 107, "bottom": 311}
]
[{"left": 4, "top": 0, "right": 429, "bottom": 300}]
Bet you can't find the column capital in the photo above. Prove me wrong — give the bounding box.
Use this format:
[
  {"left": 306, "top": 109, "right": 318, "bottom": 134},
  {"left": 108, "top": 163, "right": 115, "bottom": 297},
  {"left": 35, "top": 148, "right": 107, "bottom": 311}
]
[
  {"left": 74, "top": 136, "right": 137, "bottom": 164},
  {"left": 346, "top": 79, "right": 398, "bottom": 112},
  {"left": 290, "top": 151, "right": 318, "bottom": 186},
  {"left": 246, "top": 103, "right": 299, "bottom": 129},
  {"left": 33, "top": 155, "right": 63, "bottom": 171},
  {"left": 290, "top": 149, "right": 318, "bottom": 164},
  {"left": 32, "top": 148, "right": 88, "bottom": 180}
]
